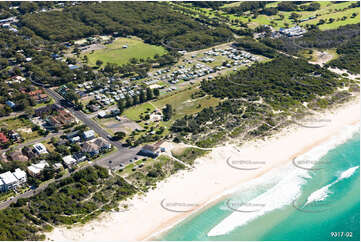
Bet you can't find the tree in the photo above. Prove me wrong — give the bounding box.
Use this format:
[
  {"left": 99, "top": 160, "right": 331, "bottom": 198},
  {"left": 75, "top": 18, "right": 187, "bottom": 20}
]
[
  {"left": 113, "top": 131, "right": 126, "bottom": 141},
  {"left": 163, "top": 104, "right": 173, "bottom": 121},
  {"left": 139, "top": 90, "right": 145, "bottom": 103},
  {"left": 117, "top": 100, "right": 125, "bottom": 114},
  {"left": 96, "top": 60, "right": 103, "bottom": 66},
  {"left": 153, "top": 88, "right": 160, "bottom": 97},
  {"left": 146, "top": 88, "right": 153, "bottom": 100}
]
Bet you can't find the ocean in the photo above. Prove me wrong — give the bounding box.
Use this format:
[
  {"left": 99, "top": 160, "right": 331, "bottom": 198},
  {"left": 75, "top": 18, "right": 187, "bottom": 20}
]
[{"left": 158, "top": 126, "right": 360, "bottom": 241}]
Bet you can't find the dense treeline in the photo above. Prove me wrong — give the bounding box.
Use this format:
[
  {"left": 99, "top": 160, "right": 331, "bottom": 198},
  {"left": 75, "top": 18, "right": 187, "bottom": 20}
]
[
  {"left": 20, "top": 2, "right": 233, "bottom": 51},
  {"left": 262, "top": 24, "right": 360, "bottom": 55},
  {"left": 224, "top": 1, "right": 271, "bottom": 14},
  {"left": 189, "top": 1, "right": 228, "bottom": 9},
  {"left": 328, "top": 35, "right": 360, "bottom": 74},
  {"left": 172, "top": 56, "right": 350, "bottom": 145},
  {"left": 233, "top": 37, "right": 279, "bottom": 58},
  {"left": 201, "top": 56, "right": 342, "bottom": 108},
  {"left": 261, "top": 24, "right": 360, "bottom": 73},
  {"left": 0, "top": 166, "right": 137, "bottom": 240}
]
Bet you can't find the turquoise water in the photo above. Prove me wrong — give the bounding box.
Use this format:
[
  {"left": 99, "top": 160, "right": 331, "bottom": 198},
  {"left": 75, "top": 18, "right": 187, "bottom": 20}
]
[{"left": 158, "top": 132, "right": 360, "bottom": 241}]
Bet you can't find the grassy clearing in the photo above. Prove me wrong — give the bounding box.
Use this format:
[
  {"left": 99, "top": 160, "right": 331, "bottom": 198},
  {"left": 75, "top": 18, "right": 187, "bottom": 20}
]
[
  {"left": 152, "top": 87, "right": 220, "bottom": 125},
  {"left": 123, "top": 102, "right": 155, "bottom": 121},
  {"left": 0, "top": 117, "right": 40, "bottom": 141},
  {"left": 83, "top": 37, "right": 167, "bottom": 66},
  {"left": 181, "top": 1, "right": 359, "bottom": 31}
]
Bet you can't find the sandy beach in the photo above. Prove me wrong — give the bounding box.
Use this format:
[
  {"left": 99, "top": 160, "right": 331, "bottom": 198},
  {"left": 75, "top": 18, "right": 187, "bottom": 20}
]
[{"left": 46, "top": 97, "right": 360, "bottom": 241}]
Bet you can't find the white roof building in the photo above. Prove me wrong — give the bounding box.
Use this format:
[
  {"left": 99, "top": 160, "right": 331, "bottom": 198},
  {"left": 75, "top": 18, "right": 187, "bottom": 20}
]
[
  {"left": 13, "top": 168, "right": 27, "bottom": 183},
  {"left": 83, "top": 130, "right": 95, "bottom": 140},
  {"left": 0, "top": 171, "right": 18, "bottom": 190},
  {"left": 33, "top": 143, "right": 48, "bottom": 155},
  {"left": 27, "top": 160, "right": 49, "bottom": 177},
  {"left": 62, "top": 155, "right": 77, "bottom": 167}
]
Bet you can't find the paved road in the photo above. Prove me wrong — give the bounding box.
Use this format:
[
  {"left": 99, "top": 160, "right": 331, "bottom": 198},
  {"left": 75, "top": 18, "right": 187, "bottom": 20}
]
[
  {"left": 46, "top": 89, "right": 123, "bottom": 149},
  {"left": 45, "top": 88, "right": 140, "bottom": 160}
]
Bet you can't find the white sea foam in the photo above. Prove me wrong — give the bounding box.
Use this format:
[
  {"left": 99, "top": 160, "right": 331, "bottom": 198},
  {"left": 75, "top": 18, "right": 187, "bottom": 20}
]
[
  {"left": 208, "top": 163, "right": 309, "bottom": 236},
  {"left": 304, "top": 184, "right": 332, "bottom": 206},
  {"left": 208, "top": 125, "right": 359, "bottom": 237},
  {"left": 304, "top": 166, "right": 359, "bottom": 206},
  {"left": 294, "top": 125, "right": 359, "bottom": 169},
  {"left": 338, "top": 166, "right": 359, "bottom": 180}
]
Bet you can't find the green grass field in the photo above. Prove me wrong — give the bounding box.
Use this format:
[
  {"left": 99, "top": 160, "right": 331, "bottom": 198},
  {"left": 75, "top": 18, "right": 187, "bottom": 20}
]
[
  {"left": 175, "top": 1, "right": 359, "bottom": 31},
  {"left": 152, "top": 87, "right": 220, "bottom": 125},
  {"left": 84, "top": 37, "right": 167, "bottom": 66}
]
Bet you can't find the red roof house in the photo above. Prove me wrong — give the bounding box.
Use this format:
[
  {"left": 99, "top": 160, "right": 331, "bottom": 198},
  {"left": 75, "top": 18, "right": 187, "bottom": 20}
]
[{"left": 0, "top": 132, "right": 8, "bottom": 143}]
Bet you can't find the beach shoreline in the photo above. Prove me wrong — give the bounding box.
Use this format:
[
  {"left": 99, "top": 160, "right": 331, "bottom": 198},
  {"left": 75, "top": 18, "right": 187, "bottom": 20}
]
[{"left": 46, "top": 98, "right": 360, "bottom": 241}]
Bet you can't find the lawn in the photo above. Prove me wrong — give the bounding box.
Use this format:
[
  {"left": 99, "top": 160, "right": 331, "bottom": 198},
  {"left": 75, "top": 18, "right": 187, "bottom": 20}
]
[
  {"left": 193, "top": 1, "right": 360, "bottom": 31},
  {"left": 123, "top": 102, "right": 156, "bottom": 121},
  {"left": 84, "top": 37, "right": 167, "bottom": 66},
  {"left": 0, "top": 117, "right": 41, "bottom": 141},
  {"left": 152, "top": 87, "right": 220, "bottom": 125}
]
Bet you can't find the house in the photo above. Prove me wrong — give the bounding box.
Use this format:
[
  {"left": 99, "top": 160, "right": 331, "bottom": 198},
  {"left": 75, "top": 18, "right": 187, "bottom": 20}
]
[
  {"left": 137, "top": 144, "right": 159, "bottom": 158},
  {"left": 93, "top": 137, "right": 111, "bottom": 150},
  {"left": 27, "top": 160, "right": 49, "bottom": 177},
  {"left": 33, "top": 143, "right": 48, "bottom": 155},
  {"left": 68, "top": 64, "right": 79, "bottom": 70},
  {"left": 6, "top": 100, "right": 15, "bottom": 108},
  {"left": 70, "top": 136, "right": 81, "bottom": 143},
  {"left": 35, "top": 104, "right": 62, "bottom": 116},
  {"left": 82, "top": 130, "right": 96, "bottom": 140},
  {"left": 8, "top": 130, "right": 20, "bottom": 141},
  {"left": 0, "top": 171, "right": 18, "bottom": 191},
  {"left": 0, "top": 132, "right": 8, "bottom": 144},
  {"left": 62, "top": 155, "right": 77, "bottom": 168},
  {"left": 47, "top": 109, "right": 75, "bottom": 128},
  {"left": 13, "top": 168, "right": 27, "bottom": 184},
  {"left": 0, "top": 179, "right": 4, "bottom": 192},
  {"left": 32, "top": 94, "right": 49, "bottom": 104},
  {"left": 66, "top": 131, "right": 79, "bottom": 140},
  {"left": 53, "top": 163, "right": 63, "bottom": 170},
  {"left": 97, "top": 111, "right": 107, "bottom": 118},
  {"left": 8, "top": 149, "right": 28, "bottom": 162},
  {"left": 73, "top": 152, "right": 86, "bottom": 162},
  {"left": 81, "top": 142, "right": 100, "bottom": 156}
]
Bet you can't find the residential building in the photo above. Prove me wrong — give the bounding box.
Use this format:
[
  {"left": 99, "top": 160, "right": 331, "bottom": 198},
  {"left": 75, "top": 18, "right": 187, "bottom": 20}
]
[
  {"left": 62, "top": 155, "right": 77, "bottom": 168},
  {"left": 82, "top": 130, "right": 96, "bottom": 140},
  {"left": 0, "top": 179, "right": 4, "bottom": 192},
  {"left": 81, "top": 142, "right": 100, "bottom": 156},
  {"left": 0, "top": 171, "right": 18, "bottom": 191},
  {"left": 73, "top": 152, "right": 86, "bottom": 162},
  {"left": 13, "top": 168, "right": 27, "bottom": 184},
  {"left": 33, "top": 143, "right": 48, "bottom": 155},
  {"left": 0, "top": 132, "right": 8, "bottom": 144},
  {"left": 53, "top": 163, "right": 64, "bottom": 170},
  {"left": 6, "top": 100, "right": 15, "bottom": 108},
  {"left": 93, "top": 137, "right": 112, "bottom": 150},
  {"left": 27, "top": 160, "right": 49, "bottom": 177}
]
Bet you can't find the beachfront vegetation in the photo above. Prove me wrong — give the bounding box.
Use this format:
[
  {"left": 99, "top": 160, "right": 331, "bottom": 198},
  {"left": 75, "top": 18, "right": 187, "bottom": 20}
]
[
  {"left": 0, "top": 166, "right": 136, "bottom": 240},
  {"left": 123, "top": 155, "right": 185, "bottom": 192},
  {"left": 262, "top": 24, "right": 360, "bottom": 73},
  {"left": 171, "top": 56, "right": 356, "bottom": 145}
]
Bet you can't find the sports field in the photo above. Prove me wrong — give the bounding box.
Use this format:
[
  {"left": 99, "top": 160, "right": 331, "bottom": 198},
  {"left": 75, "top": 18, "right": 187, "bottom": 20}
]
[{"left": 84, "top": 37, "right": 167, "bottom": 66}]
